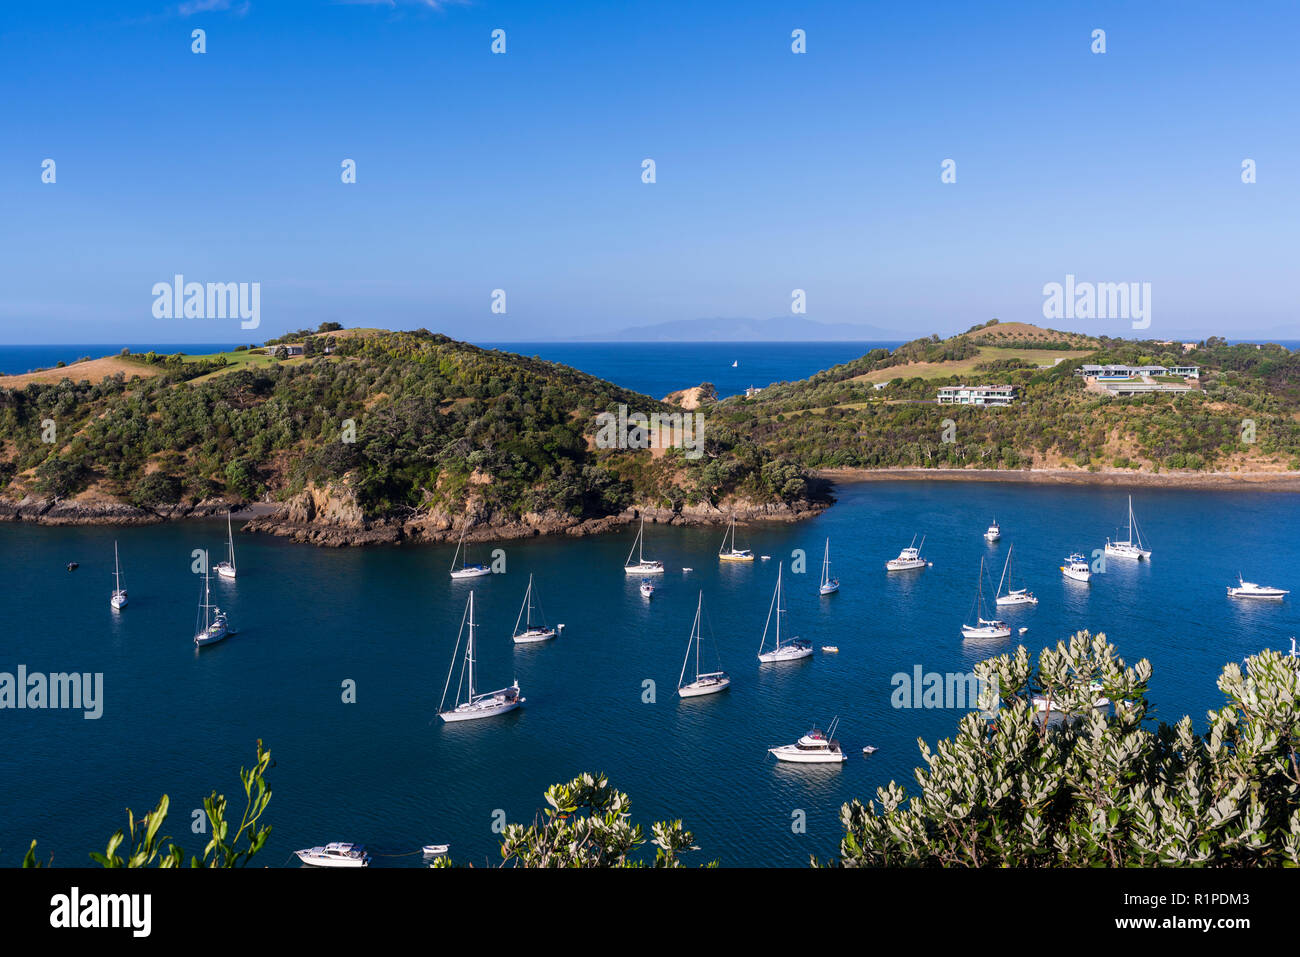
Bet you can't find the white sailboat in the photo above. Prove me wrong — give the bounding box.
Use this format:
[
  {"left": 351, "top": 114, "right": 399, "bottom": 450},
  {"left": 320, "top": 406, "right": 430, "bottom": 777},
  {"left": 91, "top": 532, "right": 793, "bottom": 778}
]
[
  {"left": 1104, "top": 496, "right": 1151, "bottom": 560},
  {"left": 438, "top": 591, "right": 524, "bottom": 722},
  {"left": 1061, "top": 553, "right": 1092, "bottom": 583},
  {"left": 718, "top": 514, "right": 755, "bottom": 562},
  {"left": 213, "top": 510, "right": 237, "bottom": 579},
  {"left": 886, "top": 534, "right": 929, "bottom": 571},
  {"left": 757, "top": 563, "right": 813, "bottom": 663},
  {"left": 449, "top": 524, "right": 492, "bottom": 579},
  {"left": 731, "top": 360, "right": 738, "bottom": 368},
  {"left": 818, "top": 537, "right": 839, "bottom": 595},
  {"left": 769, "top": 718, "right": 847, "bottom": 764},
  {"left": 193, "top": 551, "right": 231, "bottom": 647},
  {"left": 994, "top": 544, "right": 1037, "bottom": 606},
  {"left": 984, "top": 519, "right": 1001, "bottom": 542},
  {"left": 511, "top": 574, "right": 556, "bottom": 644},
  {"left": 110, "top": 541, "right": 128, "bottom": 610},
  {"left": 961, "top": 557, "right": 1011, "bottom": 639},
  {"left": 677, "top": 592, "right": 730, "bottom": 698},
  {"left": 624, "top": 515, "right": 665, "bottom": 575},
  {"left": 1227, "top": 576, "right": 1289, "bottom": 600}
]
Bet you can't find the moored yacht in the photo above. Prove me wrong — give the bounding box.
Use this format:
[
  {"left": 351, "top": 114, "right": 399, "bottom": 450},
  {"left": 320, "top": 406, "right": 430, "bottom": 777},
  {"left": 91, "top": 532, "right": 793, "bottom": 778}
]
[
  {"left": 511, "top": 574, "right": 556, "bottom": 644},
  {"left": 438, "top": 592, "right": 524, "bottom": 722},
  {"left": 886, "top": 534, "right": 929, "bottom": 571},
  {"left": 639, "top": 578, "right": 655, "bottom": 599},
  {"left": 677, "top": 592, "right": 730, "bottom": 698},
  {"left": 769, "top": 718, "right": 847, "bottom": 764},
  {"left": 449, "top": 524, "right": 492, "bottom": 579},
  {"left": 294, "top": 842, "right": 370, "bottom": 868},
  {"left": 994, "top": 544, "right": 1037, "bottom": 606},
  {"left": 213, "top": 510, "right": 238, "bottom": 580},
  {"left": 1227, "top": 576, "right": 1289, "bottom": 600},
  {"left": 193, "top": 551, "right": 231, "bottom": 647},
  {"left": 718, "top": 514, "right": 755, "bottom": 563},
  {"left": 757, "top": 563, "right": 813, "bottom": 663},
  {"left": 1104, "top": 495, "right": 1151, "bottom": 561},
  {"left": 818, "top": 537, "right": 839, "bottom": 595},
  {"left": 984, "top": 519, "right": 1001, "bottom": 542},
  {"left": 110, "top": 541, "right": 128, "bottom": 610},
  {"left": 1061, "top": 553, "right": 1092, "bottom": 583},
  {"left": 961, "top": 556, "right": 1011, "bottom": 639},
  {"left": 624, "top": 514, "right": 665, "bottom": 575}
]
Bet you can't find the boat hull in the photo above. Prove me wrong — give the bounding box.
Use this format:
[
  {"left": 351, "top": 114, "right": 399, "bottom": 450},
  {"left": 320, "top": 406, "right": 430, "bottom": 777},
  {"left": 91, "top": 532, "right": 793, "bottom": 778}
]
[
  {"left": 719, "top": 552, "right": 754, "bottom": 563},
  {"left": 110, "top": 592, "right": 128, "bottom": 610},
  {"left": 512, "top": 628, "right": 556, "bottom": 644},
  {"left": 624, "top": 563, "right": 664, "bottom": 575},
  {"left": 961, "top": 625, "right": 1011, "bottom": 639},
  {"left": 995, "top": 593, "right": 1037, "bottom": 606},
  {"left": 819, "top": 581, "right": 839, "bottom": 595},
  {"left": 294, "top": 850, "right": 369, "bottom": 868},
  {"left": 768, "top": 746, "right": 846, "bottom": 764},
  {"left": 1104, "top": 543, "right": 1150, "bottom": 561},
  {"left": 450, "top": 566, "right": 492, "bottom": 580},
  {"left": 758, "top": 642, "right": 813, "bottom": 663},
  {"left": 214, "top": 564, "right": 237, "bottom": 580},
  {"left": 439, "top": 693, "right": 524, "bottom": 722},
  {"left": 886, "top": 560, "right": 927, "bottom": 571},
  {"left": 678, "top": 676, "right": 731, "bottom": 698},
  {"left": 194, "top": 624, "right": 230, "bottom": 647},
  {"left": 1061, "top": 568, "right": 1091, "bottom": 583}
]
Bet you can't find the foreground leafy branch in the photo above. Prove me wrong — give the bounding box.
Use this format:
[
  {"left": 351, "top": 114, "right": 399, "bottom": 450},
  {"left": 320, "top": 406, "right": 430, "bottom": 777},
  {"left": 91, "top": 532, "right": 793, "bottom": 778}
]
[{"left": 830, "top": 632, "right": 1300, "bottom": 867}]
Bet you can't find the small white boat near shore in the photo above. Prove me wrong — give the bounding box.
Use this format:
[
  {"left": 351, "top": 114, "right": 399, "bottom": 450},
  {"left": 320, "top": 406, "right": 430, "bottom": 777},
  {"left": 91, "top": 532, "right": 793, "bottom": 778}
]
[{"left": 422, "top": 843, "right": 449, "bottom": 857}]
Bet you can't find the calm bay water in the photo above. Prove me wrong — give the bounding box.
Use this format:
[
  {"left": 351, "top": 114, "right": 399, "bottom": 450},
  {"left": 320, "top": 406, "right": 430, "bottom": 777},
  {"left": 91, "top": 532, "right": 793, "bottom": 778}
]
[{"left": 1, "top": 481, "right": 1296, "bottom": 867}]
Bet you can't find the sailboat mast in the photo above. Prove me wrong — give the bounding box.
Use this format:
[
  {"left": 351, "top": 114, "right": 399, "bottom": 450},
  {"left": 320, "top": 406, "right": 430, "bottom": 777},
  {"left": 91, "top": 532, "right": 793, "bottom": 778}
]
[
  {"left": 995, "top": 545, "right": 1010, "bottom": 597},
  {"left": 227, "top": 510, "right": 235, "bottom": 568},
  {"left": 466, "top": 591, "right": 476, "bottom": 698},
  {"left": 775, "top": 563, "right": 783, "bottom": 648},
  {"left": 678, "top": 593, "right": 702, "bottom": 688}
]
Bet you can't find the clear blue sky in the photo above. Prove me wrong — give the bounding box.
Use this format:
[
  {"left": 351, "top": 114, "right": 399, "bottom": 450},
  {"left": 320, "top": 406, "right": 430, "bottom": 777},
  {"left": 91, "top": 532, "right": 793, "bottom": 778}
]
[{"left": 2, "top": 0, "right": 1296, "bottom": 344}]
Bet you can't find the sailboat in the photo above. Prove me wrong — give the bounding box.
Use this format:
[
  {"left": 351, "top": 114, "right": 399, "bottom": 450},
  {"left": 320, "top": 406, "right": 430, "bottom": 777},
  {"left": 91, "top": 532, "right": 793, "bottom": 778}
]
[
  {"left": 757, "top": 563, "right": 813, "bottom": 663},
  {"left": 449, "top": 524, "right": 492, "bottom": 579},
  {"left": 511, "top": 574, "right": 556, "bottom": 644},
  {"left": 994, "top": 544, "right": 1037, "bottom": 606},
  {"left": 1104, "top": 495, "right": 1151, "bottom": 560},
  {"left": 961, "top": 557, "right": 1011, "bottom": 639},
  {"left": 110, "top": 541, "right": 128, "bottom": 610},
  {"left": 193, "top": 550, "right": 231, "bottom": 647},
  {"left": 718, "top": 514, "right": 755, "bottom": 562},
  {"left": 818, "top": 538, "right": 839, "bottom": 595},
  {"left": 623, "top": 515, "right": 665, "bottom": 575},
  {"left": 213, "top": 510, "right": 237, "bottom": 579},
  {"left": 731, "top": 360, "right": 738, "bottom": 368},
  {"left": 677, "top": 592, "right": 730, "bottom": 698},
  {"left": 438, "top": 591, "right": 524, "bottom": 722}
]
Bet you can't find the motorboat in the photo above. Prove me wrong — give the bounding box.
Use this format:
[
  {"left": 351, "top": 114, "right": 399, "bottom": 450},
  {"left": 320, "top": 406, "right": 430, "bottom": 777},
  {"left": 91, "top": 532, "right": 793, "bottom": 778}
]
[
  {"left": 294, "top": 842, "right": 370, "bottom": 868},
  {"left": 1061, "top": 553, "right": 1092, "bottom": 583},
  {"left": 1227, "top": 576, "right": 1289, "bottom": 600},
  {"left": 886, "top": 535, "right": 929, "bottom": 571},
  {"left": 770, "top": 718, "right": 847, "bottom": 764}
]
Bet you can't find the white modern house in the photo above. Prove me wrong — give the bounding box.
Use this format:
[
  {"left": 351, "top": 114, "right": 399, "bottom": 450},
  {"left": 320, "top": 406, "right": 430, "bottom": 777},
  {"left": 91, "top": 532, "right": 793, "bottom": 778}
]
[
  {"left": 1076, "top": 364, "right": 1199, "bottom": 379},
  {"left": 936, "top": 384, "right": 1018, "bottom": 406}
]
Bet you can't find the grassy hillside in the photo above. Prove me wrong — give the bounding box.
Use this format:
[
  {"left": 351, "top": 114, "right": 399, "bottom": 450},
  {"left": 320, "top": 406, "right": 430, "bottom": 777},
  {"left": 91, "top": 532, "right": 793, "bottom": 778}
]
[{"left": 0, "top": 329, "right": 813, "bottom": 519}]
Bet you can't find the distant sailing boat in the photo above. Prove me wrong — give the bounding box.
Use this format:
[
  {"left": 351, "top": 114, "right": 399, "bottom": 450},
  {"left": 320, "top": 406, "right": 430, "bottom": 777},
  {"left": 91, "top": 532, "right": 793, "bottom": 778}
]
[
  {"left": 718, "top": 514, "right": 755, "bottom": 562},
  {"left": 994, "top": 543, "right": 1037, "bottom": 606},
  {"left": 1104, "top": 495, "right": 1151, "bottom": 561},
  {"left": 961, "top": 557, "right": 1011, "bottom": 639},
  {"left": 731, "top": 360, "right": 738, "bottom": 368},
  {"left": 213, "top": 510, "right": 237, "bottom": 579},
  {"left": 678, "top": 592, "right": 730, "bottom": 698},
  {"left": 110, "top": 541, "right": 128, "bottom": 610},
  {"left": 512, "top": 574, "right": 557, "bottom": 644},
  {"left": 193, "top": 550, "right": 231, "bottom": 647},
  {"left": 819, "top": 538, "right": 839, "bottom": 595},
  {"left": 624, "top": 515, "right": 665, "bottom": 575},
  {"left": 450, "top": 524, "right": 492, "bottom": 579},
  {"left": 757, "top": 563, "right": 813, "bottom": 663},
  {"left": 438, "top": 591, "right": 523, "bottom": 722}
]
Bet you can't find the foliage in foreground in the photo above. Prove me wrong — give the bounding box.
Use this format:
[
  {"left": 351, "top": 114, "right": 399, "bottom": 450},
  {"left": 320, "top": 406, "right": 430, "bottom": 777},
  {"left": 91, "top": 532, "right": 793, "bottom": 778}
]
[
  {"left": 432, "top": 772, "right": 706, "bottom": 868},
  {"left": 831, "top": 632, "right": 1300, "bottom": 867},
  {"left": 22, "top": 741, "right": 273, "bottom": 868}
]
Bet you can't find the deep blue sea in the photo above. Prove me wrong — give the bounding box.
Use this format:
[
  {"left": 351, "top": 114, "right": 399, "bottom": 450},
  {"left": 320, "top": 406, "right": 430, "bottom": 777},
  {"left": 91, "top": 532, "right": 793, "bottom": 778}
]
[{"left": 1, "top": 482, "right": 1296, "bottom": 868}]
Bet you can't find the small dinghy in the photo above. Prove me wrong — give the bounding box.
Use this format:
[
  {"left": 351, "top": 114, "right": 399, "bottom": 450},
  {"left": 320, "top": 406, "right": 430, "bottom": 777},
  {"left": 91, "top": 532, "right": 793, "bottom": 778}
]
[
  {"left": 820, "top": 645, "right": 839, "bottom": 653},
  {"left": 67, "top": 562, "right": 79, "bottom": 571},
  {"left": 422, "top": 844, "right": 449, "bottom": 857},
  {"left": 1018, "top": 627, "right": 1028, "bottom": 634},
  {"left": 862, "top": 745, "right": 878, "bottom": 755}
]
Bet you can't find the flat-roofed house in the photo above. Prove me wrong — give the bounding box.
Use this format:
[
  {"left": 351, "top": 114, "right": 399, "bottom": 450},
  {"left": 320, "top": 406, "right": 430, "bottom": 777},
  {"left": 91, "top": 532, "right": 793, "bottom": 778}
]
[{"left": 936, "top": 384, "right": 1018, "bottom": 406}]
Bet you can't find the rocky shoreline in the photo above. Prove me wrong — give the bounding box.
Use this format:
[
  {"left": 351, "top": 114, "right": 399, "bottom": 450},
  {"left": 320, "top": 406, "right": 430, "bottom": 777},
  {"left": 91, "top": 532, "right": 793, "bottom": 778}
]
[
  {"left": 0, "top": 488, "right": 829, "bottom": 547},
  {"left": 816, "top": 466, "right": 1300, "bottom": 492}
]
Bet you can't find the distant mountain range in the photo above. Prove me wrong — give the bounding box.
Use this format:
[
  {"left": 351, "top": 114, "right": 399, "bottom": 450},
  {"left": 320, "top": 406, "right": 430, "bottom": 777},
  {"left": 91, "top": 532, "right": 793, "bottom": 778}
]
[{"left": 567, "top": 317, "right": 904, "bottom": 342}]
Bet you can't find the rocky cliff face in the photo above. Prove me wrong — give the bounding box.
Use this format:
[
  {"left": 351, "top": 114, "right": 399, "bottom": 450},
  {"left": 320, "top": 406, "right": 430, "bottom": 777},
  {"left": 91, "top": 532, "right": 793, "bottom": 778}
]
[
  {"left": 0, "top": 496, "right": 243, "bottom": 525},
  {"left": 241, "top": 482, "right": 829, "bottom": 548}
]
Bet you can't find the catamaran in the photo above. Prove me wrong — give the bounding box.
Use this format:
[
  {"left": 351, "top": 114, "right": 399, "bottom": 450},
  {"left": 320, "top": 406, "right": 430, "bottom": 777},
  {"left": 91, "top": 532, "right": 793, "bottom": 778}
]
[
  {"left": 886, "top": 535, "right": 929, "bottom": 571},
  {"left": 511, "top": 574, "right": 556, "bottom": 644},
  {"left": 110, "top": 541, "right": 128, "bottom": 610},
  {"left": 624, "top": 515, "right": 665, "bottom": 575},
  {"left": 449, "top": 524, "right": 492, "bottom": 579},
  {"left": 985, "top": 519, "right": 1001, "bottom": 542},
  {"left": 718, "top": 514, "right": 755, "bottom": 562},
  {"left": 1104, "top": 495, "right": 1151, "bottom": 560},
  {"left": 961, "top": 557, "right": 1011, "bottom": 639},
  {"left": 438, "top": 591, "right": 524, "bottom": 722},
  {"left": 757, "top": 562, "right": 813, "bottom": 663},
  {"left": 769, "top": 718, "right": 847, "bottom": 764},
  {"left": 994, "top": 544, "right": 1037, "bottom": 606},
  {"left": 1061, "top": 553, "right": 1092, "bottom": 583},
  {"left": 213, "top": 510, "right": 237, "bottom": 579},
  {"left": 1227, "top": 576, "right": 1289, "bottom": 600},
  {"left": 193, "top": 551, "right": 231, "bottom": 647},
  {"left": 294, "top": 843, "right": 370, "bottom": 867},
  {"left": 677, "top": 592, "right": 730, "bottom": 698},
  {"left": 818, "top": 538, "right": 839, "bottom": 595}
]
